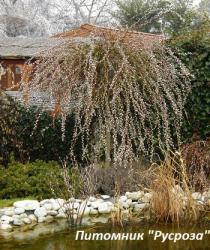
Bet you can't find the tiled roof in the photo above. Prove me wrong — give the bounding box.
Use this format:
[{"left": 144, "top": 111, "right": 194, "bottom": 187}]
[
  {"left": 0, "top": 38, "right": 62, "bottom": 59},
  {"left": 53, "top": 23, "right": 164, "bottom": 47},
  {"left": 0, "top": 24, "right": 164, "bottom": 59}
]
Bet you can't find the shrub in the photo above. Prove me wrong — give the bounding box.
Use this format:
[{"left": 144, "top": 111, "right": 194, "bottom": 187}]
[
  {"left": 24, "top": 32, "right": 191, "bottom": 167},
  {"left": 181, "top": 137, "right": 210, "bottom": 191},
  {"left": 170, "top": 21, "right": 210, "bottom": 140},
  {"left": 15, "top": 107, "right": 79, "bottom": 163},
  {"left": 0, "top": 92, "right": 21, "bottom": 166},
  {"left": 0, "top": 159, "right": 63, "bottom": 199},
  {"left": 0, "top": 92, "right": 82, "bottom": 165},
  {"left": 79, "top": 159, "right": 151, "bottom": 196}
]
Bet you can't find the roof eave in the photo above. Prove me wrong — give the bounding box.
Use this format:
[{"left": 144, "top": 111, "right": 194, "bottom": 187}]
[{"left": 0, "top": 55, "right": 32, "bottom": 60}]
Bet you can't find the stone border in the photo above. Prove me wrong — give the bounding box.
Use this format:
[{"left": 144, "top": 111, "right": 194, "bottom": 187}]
[{"left": 0, "top": 189, "right": 209, "bottom": 231}]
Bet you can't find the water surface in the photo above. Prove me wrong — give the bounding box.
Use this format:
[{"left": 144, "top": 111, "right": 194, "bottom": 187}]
[{"left": 0, "top": 220, "right": 210, "bottom": 250}]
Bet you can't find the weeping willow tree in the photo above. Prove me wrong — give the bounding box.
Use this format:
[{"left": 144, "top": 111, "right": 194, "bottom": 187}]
[{"left": 22, "top": 31, "right": 191, "bottom": 167}]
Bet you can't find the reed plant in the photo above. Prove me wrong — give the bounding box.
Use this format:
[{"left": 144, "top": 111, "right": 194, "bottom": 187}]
[{"left": 150, "top": 151, "right": 202, "bottom": 225}]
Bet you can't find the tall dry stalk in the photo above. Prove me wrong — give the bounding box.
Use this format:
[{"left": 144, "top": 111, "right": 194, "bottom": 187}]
[
  {"left": 150, "top": 152, "right": 201, "bottom": 225},
  {"left": 49, "top": 162, "right": 90, "bottom": 226}
]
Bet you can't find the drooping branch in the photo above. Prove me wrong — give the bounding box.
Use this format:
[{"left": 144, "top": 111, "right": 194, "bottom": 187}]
[{"left": 23, "top": 33, "right": 191, "bottom": 166}]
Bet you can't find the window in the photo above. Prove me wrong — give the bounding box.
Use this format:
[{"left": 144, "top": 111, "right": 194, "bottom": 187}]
[{"left": 15, "top": 66, "right": 22, "bottom": 74}]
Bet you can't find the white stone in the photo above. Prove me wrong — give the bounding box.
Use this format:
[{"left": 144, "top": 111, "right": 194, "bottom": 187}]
[
  {"left": 12, "top": 215, "right": 20, "bottom": 219},
  {"left": 73, "top": 202, "right": 80, "bottom": 209},
  {"left": 58, "top": 207, "right": 66, "bottom": 213},
  {"left": 14, "top": 207, "right": 25, "bottom": 215},
  {"left": 101, "top": 195, "right": 110, "bottom": 200},
  {"left": 38, "top": 217, "right": 46, "bottom": 223},
  {"left": 197, "top": 200, "right": 205, "bottom": 206},
  {"left": 105, "top": 201, "right": 114, "bottom": 207},
  {"left": 0, "top": 223, "right": 12, "bottom": 230},
  {"left": 141, "top": 193, "right": 152, "bottom": 203},
  {"left": 13, "top": 219, "right": 23, "bottom": 226},
  {"left": 130, "top": 202, "right": 138, "bottom": 208},
  {"left": 91, "top": 217, "right": 109, "bottom": 224},
  {"left": 43, "top": 203, "right": 52, "bottom": 210},
  {"left": 87, "top": 201, "right": 92, "bottom": 207},
  {"left": 56, "top": 213, "right": 67, "bottom": 219},
  {"left": 28, "top": 214, "right": 37, "bottom": 222},
  {"left": 192, "top": 192, "right": 202, "bottom": 200},
  {"left": 41, "top": 198, "right": 65, "bottom": 209},
  {"left": 22, "top": 218, "right": 31, "bottom": 224},
  {"left": 201, "top": 196, "right": 205, "bottom": 202},
  {"left": 68, "top": 197, "right": 75, "bottom": 202},
  {"left": 40, "top": 199, "right": 51, "bottom": 206},
  {"left": 91, "top": 199, "right": 104, "bottom": 209},
  {"left": 13, "top": 200, "right": 40, "bottom": 211},
  {"left": 119, "top": 196, "right": 127, "bottom": 202},
  {"left": 89, "top": 208, "right": 98, "bottom": 215},
  {"left": 111, "top": 207, "right": 118, "bottom": 212},
  {"left": 12, "top": 214, "right": 20, "bottom": 219},
  {"left": 4, "top": 208, "right": 15, "bottom": 217},
  {"left": 89, "top": 196, "right": 96, "bottom": 202},
  {"left": 50, "top": 199, "right": 61, "bottom": 211},
  {"left": 45, "top": 215, "right": 54, "bottom": 223},
  {"left": 125, "top": 191, "right": 144, "bottom": 200},
  {"left": 1, "top": 215, "right": 13, "bottom": 223},
  {"left": 202, "top": 191, "right": 209, "bottom": 199},
  {"left": 126, "top": 199, "right": 132, "bottom": 205},
  {"left": 47, "top": 210, "right": 58, "bottom": 216},
  {"left": 119, "top": 198, "right": 132, "bottom": 209},
  {"left": 34, "top": 207, "right": 47, "bottom": 218},
  {"left": 133, "top": 203, "right": 147, "bottom": 212},
  {"left": 122, "top": 210, "right": 129, "bottom": 220},
  {"left": 98, "top": 203, "right": 112, "bottom": 214},
  {"left": 119, "top": 201, "right": 129, "bottom": 209},
  {"left": 0, "top": 209, "right": 5, "bottom": 217},
  {"left": 56, "top": 198, "right": 65, "bottom": 206},
  {"left": 19, "top": 213, "right": 28, "bottom": 219}
]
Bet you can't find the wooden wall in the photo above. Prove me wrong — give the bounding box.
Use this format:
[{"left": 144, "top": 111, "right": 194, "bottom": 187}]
[{"left": 0, "top": 59, "right": 26, "bottom": 90}]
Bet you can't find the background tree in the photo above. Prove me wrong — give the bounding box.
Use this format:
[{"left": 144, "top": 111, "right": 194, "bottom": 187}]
[
  {"left": 114, "top": 0, "right": 200, "bottom": 36},
  {"left": 199, "top": 0, "right": 210, "bottom": 14},
  {"left": 114, "top": 0, "right": 169, "bottom": 33},
  {"left": 0, "top": 0, "right": 115, "bottom": 37},
  {"left": 0, "top": 0, "right": 53, "bottom": 37},
  {"left": 61, "top": 0, "right": 115, "bottom": 28}
]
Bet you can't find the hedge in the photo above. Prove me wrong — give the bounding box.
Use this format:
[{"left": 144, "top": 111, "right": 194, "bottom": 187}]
[
  {"left": 0, "top": 159, "right": 62, "bottom": 199},
  {"left": 170, "top": 22, "right": 210, "bottom": 141},
  {"left": 0, "top": 93, "right": 83, "bottom": 166}
]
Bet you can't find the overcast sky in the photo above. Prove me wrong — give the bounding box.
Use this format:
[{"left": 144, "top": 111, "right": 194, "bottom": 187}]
[{"left": 194, "top": 0, "right": 201, "bottom": 5}]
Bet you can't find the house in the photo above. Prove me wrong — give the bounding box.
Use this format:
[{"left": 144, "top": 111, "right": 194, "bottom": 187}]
[
  {"left": 0, "top": 24, "right": 163, "bottom": 109},
  {"left": 0, "top": 24, "right": 163, "bottom": 90},
  {"left": 0, "top": 37, "right": 62, "bottom": 90}
]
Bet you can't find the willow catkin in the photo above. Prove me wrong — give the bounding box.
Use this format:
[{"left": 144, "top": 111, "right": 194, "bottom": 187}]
[{"left": 22, "top": 35, "right": 191, "bottom": 167}]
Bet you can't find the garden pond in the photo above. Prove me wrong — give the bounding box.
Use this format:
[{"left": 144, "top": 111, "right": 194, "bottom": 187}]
[{"left": 0, "top": 218, "right": 210, "bottom": 250}]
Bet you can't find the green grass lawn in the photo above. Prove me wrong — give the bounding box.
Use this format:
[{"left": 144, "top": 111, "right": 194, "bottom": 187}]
[{"left": 0, "top": 196, "right": 35, "bottom": 208}]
